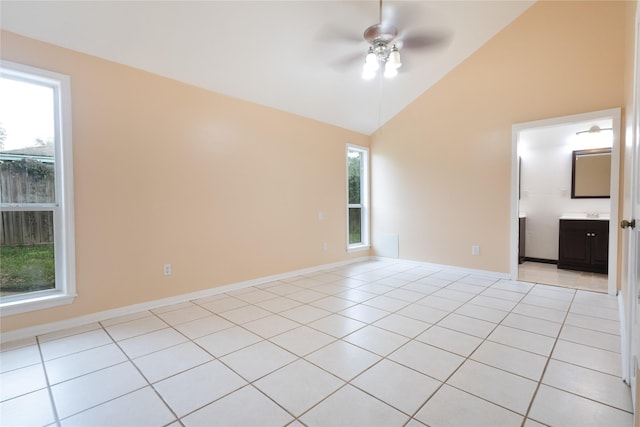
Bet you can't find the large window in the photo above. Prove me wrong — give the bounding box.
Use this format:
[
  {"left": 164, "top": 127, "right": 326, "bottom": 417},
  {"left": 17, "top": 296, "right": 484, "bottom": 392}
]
[
  {"left": 0, "top": 61, "right": 75, "bottom": 315},
  {"left": 347, "top": 144, "right": 369, "bottom": 251}
]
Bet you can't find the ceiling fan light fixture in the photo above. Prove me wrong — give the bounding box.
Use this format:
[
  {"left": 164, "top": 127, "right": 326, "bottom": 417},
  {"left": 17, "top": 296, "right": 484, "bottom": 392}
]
[
  {"left": 365, "top": 48, "right": 379, "bottom": 70},
  {"left": 384, "top": 61, "right": 398, "bottom": 78},
  {"left": 362, "top": 66, "right": 377, "bottom": 80},
  {"left": 388, "top": 45, "right": 401, "bottom": 69}
]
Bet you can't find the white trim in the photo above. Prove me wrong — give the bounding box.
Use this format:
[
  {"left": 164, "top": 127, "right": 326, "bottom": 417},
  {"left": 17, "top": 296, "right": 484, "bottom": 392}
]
[
  {"left": 619, "top": 291, "right": 628, "bottom": 383},
  {"left": 510, "top": 108, "right": 621, "bottom": 296},
  {"left": 0, "top": 61, "right": 76, "bottom": 314},
  {"left": 0, "top": 257, "right": 370, "bottom": 344},
  {"left": 347, "top": 244, "right": 371, "bottom": 253},
  {"left": 346, "top": 144, "right": 370, "bottom": 250}
]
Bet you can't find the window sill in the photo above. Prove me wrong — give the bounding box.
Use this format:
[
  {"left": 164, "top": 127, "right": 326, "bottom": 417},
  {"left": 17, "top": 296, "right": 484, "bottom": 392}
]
[
  {"left": 347, "top": 244, "right": 370, "bottom": 253},
  {"left": 0, "top": 292, "right": 76, "bottom": 316}
]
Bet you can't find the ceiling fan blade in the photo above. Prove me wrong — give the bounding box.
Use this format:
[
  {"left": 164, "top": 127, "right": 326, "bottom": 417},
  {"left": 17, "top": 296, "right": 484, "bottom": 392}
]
[
  {"left": 380, "top": 2, "right": 421, "bottom": 29},
  {"left": 315, "top": 24, "right": 362, "bottom": 44},
  {"left": 397, "top": 30, "right": 452, "bottom": 50},
  {"left": 329, "top": 52, "right": 365, "bottom": 71}
]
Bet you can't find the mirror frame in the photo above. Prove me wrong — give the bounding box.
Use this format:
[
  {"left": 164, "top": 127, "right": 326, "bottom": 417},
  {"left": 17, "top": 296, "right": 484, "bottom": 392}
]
[{"left": 571, "top": 147, "right": 611, "bottom": 199}]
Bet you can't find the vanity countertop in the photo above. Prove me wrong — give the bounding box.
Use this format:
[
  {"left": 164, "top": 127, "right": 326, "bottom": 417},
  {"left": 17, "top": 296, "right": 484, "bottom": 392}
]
[{"left": 560, "top": 213, "right": 610, "bottom": 220}]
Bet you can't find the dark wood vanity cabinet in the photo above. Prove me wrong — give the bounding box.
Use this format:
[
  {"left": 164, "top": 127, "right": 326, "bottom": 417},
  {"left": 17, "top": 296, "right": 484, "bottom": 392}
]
[
  {"left": 518, "top": 217, "right": 526, "bottom": 264},
  {"left": 558, "top": 219, "right": 609, "bottom": 274}
]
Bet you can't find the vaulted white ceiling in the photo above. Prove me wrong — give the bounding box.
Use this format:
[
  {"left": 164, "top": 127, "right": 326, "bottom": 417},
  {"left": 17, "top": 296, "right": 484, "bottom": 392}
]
[{"left": 0, "top": 1, "right": 534, "bottom": 135}]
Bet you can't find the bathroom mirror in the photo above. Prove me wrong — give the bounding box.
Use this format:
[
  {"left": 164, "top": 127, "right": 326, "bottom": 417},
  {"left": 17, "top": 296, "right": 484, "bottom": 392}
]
[{"left": 571, "top": 148, "right": 611, "bottom": 198}]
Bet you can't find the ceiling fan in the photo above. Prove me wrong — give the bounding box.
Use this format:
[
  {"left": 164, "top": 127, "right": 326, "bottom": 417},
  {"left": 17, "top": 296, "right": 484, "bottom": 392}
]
[{"left": 327, "top": 0, "right": 449, "bottom": 79}]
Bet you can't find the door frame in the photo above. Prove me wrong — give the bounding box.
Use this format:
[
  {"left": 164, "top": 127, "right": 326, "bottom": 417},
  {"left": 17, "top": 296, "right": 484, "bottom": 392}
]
[
  {"left": 510, "top": 108, "right": 622, "bottom": 296},
  {"left": 622, "top": 1, "right": 640, "bottom": 410}
]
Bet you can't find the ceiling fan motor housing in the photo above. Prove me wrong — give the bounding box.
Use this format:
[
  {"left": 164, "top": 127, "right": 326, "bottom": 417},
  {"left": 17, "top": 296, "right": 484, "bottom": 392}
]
[{"left": 364, "top": 23, "right": 398, "bottom": 61}]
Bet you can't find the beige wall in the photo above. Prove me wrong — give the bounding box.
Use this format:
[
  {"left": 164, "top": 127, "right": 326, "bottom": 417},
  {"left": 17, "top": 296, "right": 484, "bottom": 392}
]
[
  {"left": 0, "top": 31, "right": 369, "bottom": 333},
  {"left": 0, "top": 1, "right": 631, "bottom": 333},
  {"left": 371, "top": 1, "right": 627, "bottom": 273}
]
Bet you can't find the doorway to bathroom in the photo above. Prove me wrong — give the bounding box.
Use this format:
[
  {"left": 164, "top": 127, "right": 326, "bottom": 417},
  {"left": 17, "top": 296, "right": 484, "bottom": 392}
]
[{"left": 510, "top": 108, "right": 621, "bottom": 295}]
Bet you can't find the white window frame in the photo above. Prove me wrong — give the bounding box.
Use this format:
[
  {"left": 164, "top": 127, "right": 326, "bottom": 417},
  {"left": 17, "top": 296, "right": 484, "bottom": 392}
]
[
  {"left": 0, "top": 61, "right": 76, "bottom": 316},
  {"left": 346, "top": 144, "right": 370, "bottom": 252}
]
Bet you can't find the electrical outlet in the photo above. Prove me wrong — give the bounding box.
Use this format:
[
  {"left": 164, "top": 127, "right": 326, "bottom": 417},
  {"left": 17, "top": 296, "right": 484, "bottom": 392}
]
[
  {"left": 322, "top": 241, "right": 328, "bottom": 251},
  {"left": 163, "top": 264, "right": 172, "bottom": 276},
  {"left": 471, "top": 245, "right": 480, "bottom": 256}
]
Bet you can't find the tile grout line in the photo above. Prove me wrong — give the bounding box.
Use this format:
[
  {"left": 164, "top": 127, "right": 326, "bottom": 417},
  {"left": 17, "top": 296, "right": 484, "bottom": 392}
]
[
  {"left": 520, "top": 286, "right": 579, "bottom": 425},
  {"left": 36, "top": 335, "right": 62, "bottom": 427}
]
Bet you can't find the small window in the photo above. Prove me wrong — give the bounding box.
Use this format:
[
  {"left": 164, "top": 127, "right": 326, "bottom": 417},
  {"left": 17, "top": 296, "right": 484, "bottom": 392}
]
[
  {"left": 0, "top": 61, "right": 76, "bottom": 315},
  {"left": 347, "top": 144, "right": 369, "bottom": 251}
]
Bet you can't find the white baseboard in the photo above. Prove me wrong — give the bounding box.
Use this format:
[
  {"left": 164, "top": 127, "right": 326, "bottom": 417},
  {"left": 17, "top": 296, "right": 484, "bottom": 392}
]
[{"left": 1, "top": 256, "right": 370, "bottom": 344}]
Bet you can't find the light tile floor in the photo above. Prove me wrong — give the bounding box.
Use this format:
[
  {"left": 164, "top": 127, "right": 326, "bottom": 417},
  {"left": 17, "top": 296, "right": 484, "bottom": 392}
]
[
  {"left": 518, "top": 261, "right": 608, "bottom": 293},
  {"left": 0, "top": 260, "right": 634, "bottom": 426}
]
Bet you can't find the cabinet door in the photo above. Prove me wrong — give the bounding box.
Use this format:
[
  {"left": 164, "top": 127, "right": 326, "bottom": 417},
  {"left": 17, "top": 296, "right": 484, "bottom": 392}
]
[
  {"left": 558, "top": 221, "right": 590, "bottom": 267},
  {"left": 590, "top": 221, "right": 609, "bottom": 273}
]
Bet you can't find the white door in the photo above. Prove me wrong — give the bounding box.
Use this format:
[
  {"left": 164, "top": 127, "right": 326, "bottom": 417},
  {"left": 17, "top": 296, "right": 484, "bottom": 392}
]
[{"left": 624, "top": 5, "right": 640, "bottom": 416}]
